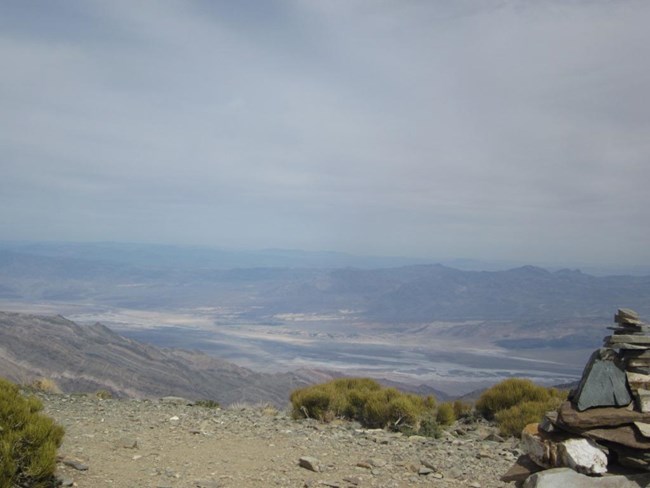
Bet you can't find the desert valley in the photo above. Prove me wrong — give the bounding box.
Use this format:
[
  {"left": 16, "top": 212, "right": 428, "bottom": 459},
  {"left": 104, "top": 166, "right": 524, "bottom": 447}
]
[{"left": 2, "top": 242, "right": 649, "bottom": 399}]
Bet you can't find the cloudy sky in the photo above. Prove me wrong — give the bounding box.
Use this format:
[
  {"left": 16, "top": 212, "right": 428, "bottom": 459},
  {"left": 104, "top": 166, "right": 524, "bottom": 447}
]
[{"left": 1, "top": 1, "right": 649, "bottom": 266}]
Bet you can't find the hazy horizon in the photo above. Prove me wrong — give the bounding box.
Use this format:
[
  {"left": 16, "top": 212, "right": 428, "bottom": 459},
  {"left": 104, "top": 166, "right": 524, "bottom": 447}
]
[
  {"left": 2, "top": 239, "right": 650, "bottom": 275},
  {"left": 2, "top": 1, "right": 650, "bottom": 265}
]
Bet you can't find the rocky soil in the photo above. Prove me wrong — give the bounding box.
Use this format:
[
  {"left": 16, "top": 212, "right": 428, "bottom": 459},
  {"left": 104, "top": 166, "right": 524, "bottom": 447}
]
[{"left": 40, "top": 393, "right": 518, "bottom": 488}]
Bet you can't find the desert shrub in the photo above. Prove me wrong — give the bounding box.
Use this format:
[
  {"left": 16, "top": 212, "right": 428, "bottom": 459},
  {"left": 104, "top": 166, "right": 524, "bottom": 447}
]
[
  {"left": 386, "top": 393, "right": 425, "bottom": 428},
  {"left": 418, "top": 412, "right": 442, "bottom": 438},
  {"left": 27, "top": 378, "right": 61, "bottom": 394},
  {"left": 476, "top": 378, "right": 567, "bottom": 437},
  {"left": 452, "top": 400, "right": 472, "bottom": 419},
  {"left": 476, "top": 378, "right": 552, "bottom": 420},
  {"left": 195, "top": 399, "right": 220, "bottom": 409},
  {"left": 494, "top": 399, "right": 562, "bottom": 437},
  {"left": 436, "top": 402, "right": 456, "bottom": 426},
  {"left": 0, "top": 377, "right": 65, "bottom": 488},
  {"left": 290, "top": 378, "right": 438, "bottom": 435},
  {"left": 95, "top": 389, "right": 113, "bottom": 400}
]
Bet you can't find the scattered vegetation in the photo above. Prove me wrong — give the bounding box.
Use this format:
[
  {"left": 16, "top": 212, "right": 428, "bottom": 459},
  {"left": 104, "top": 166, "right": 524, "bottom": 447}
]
[
  {"left": 435, "top": 402, "right": 456, "bottom": 426},
  {"left": 0, "top": 377, "right": 65, "bottom": 488},
  {"left": 195, "top": 399, "right": 220, "bottom": 409},
  {"left": 452, "top": 400, "right": 473, "bottom": 419},
  {"left": 26, "top": 378, "right": 61, "bottom": 394},
  {"left": 95, "top": 389, "right": 113, "bottom": 400},
  {"left": 290, "top": 378, "right": 446, "bottom": 436},
  {"left": 475, "top": 378, "right": 567, "bottom": 437}
]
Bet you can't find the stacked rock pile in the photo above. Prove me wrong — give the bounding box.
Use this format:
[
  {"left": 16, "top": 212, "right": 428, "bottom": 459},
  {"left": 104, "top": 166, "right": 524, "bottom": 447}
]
[
  {"left": 607, "top": 309, "right": 650, "bottom": 413},
  {"left": 502, "top": 309, "right": 650, "bottom": 487}
]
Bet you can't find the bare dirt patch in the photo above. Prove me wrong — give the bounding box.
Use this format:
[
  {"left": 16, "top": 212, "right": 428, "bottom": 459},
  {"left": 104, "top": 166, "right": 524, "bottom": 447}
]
[{"left": 43, "top": 394, "right": 516, "bottom": 488}]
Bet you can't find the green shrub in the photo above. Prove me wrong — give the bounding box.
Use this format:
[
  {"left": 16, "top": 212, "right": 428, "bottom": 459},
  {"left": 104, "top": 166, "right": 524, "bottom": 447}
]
[
  {"left": 0, "top": 377, "right": 65, "bottom": 488},
  {"left": 452, "top": 400, "right": 472, "bottom": 419},
  {"left": 290, "top": 378, "right": 438, "bottom": 435},
  {"left": 436, "top": 402, "right": 456, "bottom": 426},
  {"left": 27, "top": 378, "right": 61, "bottom": 394},
  {"left": 494, "top": 399, "right": 561, "bottom": 437},
  {"left": 476, "top": 378, "right": 551, "bottom": 420},
  {"left": 476, "top": 378, "right": 567, "bottom": 437},
  {"left": 418, "top": 412, "right": 442, "bottom": 438},
  {"left": 195, "top": 399, "right": 220, "bottom": 409},
  {"left": 95, "top": 389, "right": 113, "bottom": 400}
]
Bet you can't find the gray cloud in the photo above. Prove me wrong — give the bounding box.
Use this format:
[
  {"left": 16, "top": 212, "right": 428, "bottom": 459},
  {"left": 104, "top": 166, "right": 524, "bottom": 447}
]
[{"left": 1, "top": 0, "right": 649, "bottom": 266}]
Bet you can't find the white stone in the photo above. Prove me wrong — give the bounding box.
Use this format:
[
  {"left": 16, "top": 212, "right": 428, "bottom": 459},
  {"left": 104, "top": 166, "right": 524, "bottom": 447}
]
[
  {"left": 521, "top": 424, "right": 607, "bottom": 475},
  {"left": 558, "top": 438, "right": 607, "bottom": 475}
]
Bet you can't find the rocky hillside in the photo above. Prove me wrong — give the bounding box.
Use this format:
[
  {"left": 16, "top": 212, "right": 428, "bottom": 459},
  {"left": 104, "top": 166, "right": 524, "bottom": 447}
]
[
  {"left": 44, "top": 392, "right": 515, "bottom": 488},
  {"left": 0, "top": 311, "right": 315, "bottom": 406}
]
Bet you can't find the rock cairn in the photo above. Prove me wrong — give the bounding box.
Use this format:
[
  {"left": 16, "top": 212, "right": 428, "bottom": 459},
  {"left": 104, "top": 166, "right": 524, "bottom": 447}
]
[{"left": 502, "top": 309, "right": 650, "bottom": 487}]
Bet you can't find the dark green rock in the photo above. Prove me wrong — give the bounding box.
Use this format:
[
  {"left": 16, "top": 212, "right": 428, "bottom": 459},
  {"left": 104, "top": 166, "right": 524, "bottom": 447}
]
[{"left": 574, "top": 348, "right": 632, "bottom": 411}]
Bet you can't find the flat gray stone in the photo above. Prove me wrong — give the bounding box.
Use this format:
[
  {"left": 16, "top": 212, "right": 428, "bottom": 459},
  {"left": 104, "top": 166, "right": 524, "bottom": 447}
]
[
  {"left": 557, "top": 400, "right": 650, "bottom": 428},
  {"left": 610, "top": 343, "right": 649, "bottom": 350},
  {"left": 160, "top": 396, "right": 194, "bottom": 406},
  {"left": 61, "top": 459, "right": 89, "bottom": 471},
  {"left": 298, "top": 456, "right": 320, "bottom": 472},
  {"left": 523, "top": 467, "right": 650, "bottom": 488},
  {"left": 608, "top": 335, "right": 650, "bottom": 344},
  {"left": 573, "top": 348, "right": 632, "bottom": 411},
  {"left": 617, "top": 308, "right": 640, "bottom": 321}
]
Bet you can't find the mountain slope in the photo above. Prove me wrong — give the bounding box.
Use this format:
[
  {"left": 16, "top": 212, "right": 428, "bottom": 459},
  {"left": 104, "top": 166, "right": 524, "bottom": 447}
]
[{"left": 0, "top": 311, "right": 311, "bottom": 406}]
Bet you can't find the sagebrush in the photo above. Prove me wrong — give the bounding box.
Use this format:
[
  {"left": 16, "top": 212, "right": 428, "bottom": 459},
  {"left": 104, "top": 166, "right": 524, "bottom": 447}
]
[
  {"left": 0, "top": 377, "right": 65, "bottom": 488},
  {"left": 290, "top": 378, "right": 445, "bottom": 435},
  {"left": 475, "top": 378, "right": 566, "bottom": 437}
]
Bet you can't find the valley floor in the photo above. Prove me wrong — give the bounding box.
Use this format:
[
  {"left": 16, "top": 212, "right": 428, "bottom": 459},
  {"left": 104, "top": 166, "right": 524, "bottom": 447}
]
[{"left": 43, "top": 394, "right": 516, "bottom": 488}]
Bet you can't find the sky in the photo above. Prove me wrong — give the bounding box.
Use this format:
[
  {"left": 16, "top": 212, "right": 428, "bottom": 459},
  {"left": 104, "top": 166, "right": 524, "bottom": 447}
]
[{"left": 1, "top": 0, "right": 649, "bottom": 267}]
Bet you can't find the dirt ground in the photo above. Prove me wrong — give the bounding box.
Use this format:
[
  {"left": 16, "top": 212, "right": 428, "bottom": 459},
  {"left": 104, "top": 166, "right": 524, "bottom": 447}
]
[{"left": 43, "top": 394, "right": 516, "bottom": 488}]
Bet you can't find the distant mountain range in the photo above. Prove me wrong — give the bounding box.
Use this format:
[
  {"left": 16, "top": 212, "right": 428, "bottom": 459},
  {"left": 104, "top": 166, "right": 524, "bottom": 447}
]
[
  {"left": 1, "top": 243, "right": 649, "bottom": 324},
  {"left": 1, "top": 242, "right": 647, "bottom": 400}
]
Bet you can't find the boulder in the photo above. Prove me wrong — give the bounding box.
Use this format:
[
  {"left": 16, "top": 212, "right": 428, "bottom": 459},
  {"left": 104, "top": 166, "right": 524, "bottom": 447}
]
[{"left": 572, "top": 349, "right": 631, "bottom": 411}]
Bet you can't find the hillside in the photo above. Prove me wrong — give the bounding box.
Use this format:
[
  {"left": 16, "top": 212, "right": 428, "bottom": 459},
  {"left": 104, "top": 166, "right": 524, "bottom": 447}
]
[{"left": 0, "top": 311, "right": 313, "bottom": 406}]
